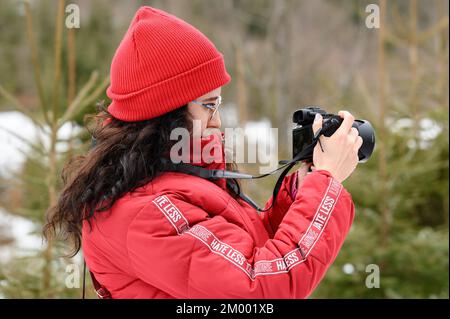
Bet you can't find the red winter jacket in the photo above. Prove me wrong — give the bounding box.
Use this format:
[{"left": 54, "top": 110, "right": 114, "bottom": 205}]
[{"left": 82, "top": 135, "right": 355, "bottom": 298}]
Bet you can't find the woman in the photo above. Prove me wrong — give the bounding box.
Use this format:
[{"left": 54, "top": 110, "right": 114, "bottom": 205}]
[{"left": 45, "top": 6, "right": 362, "bottom": 298}]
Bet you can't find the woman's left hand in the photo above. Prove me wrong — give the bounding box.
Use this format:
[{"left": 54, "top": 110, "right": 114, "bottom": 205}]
[{"left": 297, "top": 162, "right": 313, "bottom": 189}]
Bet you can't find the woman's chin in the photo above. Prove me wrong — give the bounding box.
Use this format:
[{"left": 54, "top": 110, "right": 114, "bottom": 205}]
[{"left": 202, "top": 128, "right": 222, "bottom": 139}]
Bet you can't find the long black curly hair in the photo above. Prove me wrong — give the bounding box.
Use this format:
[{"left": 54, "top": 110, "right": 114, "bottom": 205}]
[{"left": 43, "top": 102, "right": 197, "bottom": 257}]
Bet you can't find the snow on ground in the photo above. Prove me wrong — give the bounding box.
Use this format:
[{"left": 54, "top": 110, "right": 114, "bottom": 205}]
[
  {"left": 0, "top": 111, "right": 83, "bottom": 177},
  {"left": 0, "top": 111, "right": 82, "bottom": 259},
  {"left": 0, "top": 207, "right": 43, "bottom": 261}
]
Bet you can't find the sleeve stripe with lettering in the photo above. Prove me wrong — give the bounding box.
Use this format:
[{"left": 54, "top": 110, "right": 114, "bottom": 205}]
[{"left": 152, "top": 178, "right": 342, "bottom": 280}]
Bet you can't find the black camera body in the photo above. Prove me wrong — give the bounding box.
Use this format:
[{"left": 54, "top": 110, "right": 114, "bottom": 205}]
[{"left": 293, "top": 106, "right": 375, "bottom": 163}]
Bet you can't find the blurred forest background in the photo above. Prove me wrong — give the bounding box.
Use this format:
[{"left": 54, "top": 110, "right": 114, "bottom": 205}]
[{"left": 0, "top": 0, "right": 448, "bottom": 298}]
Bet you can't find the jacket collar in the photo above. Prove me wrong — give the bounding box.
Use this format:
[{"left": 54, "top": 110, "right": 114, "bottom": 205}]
[
  {"left": 194, "top": 132, "right": 227, "bottom": 190},
  {"left": 170, "top": 132, "right": 227, "bottom": 190}
]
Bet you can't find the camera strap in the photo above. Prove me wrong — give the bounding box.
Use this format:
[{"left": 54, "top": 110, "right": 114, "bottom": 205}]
[
  {"left": 82, "top": 260, "right": 112, "bottom": 299},
  {"left": 162, "top": 128, "right": 323, "bottom": 212}
]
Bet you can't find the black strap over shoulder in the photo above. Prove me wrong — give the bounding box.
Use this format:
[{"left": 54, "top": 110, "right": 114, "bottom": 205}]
[{"left": 82, "top": 260, "right": 112, "bottom": 299}]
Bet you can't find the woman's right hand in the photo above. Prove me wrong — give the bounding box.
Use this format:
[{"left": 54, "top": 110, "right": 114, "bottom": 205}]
[{"left": 311, "top": 111, "right": 363, "bottom": 183}]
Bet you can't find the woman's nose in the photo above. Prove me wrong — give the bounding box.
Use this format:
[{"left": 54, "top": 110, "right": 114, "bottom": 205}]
[{"left": 208, "top": 111, "right": 221, "bottom": 129}]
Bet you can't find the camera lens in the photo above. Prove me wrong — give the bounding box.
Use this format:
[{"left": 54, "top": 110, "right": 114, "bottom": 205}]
[{"left": 354, "top": 120, "right": 376, "bottom": 162}]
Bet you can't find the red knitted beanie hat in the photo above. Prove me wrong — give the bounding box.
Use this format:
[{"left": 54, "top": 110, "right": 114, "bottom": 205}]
[{"left": 106, "top": 6, "right": 231, "bottom": 122}]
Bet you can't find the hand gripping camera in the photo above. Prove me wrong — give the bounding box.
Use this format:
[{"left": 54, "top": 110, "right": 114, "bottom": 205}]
[{"left": 292, "top": 107, "right": 376, "bottom": 163}]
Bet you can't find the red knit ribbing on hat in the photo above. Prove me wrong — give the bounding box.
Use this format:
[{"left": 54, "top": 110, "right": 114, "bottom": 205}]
[{"left": 106, "top": 6, "right": 231, "bottom": 122}]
